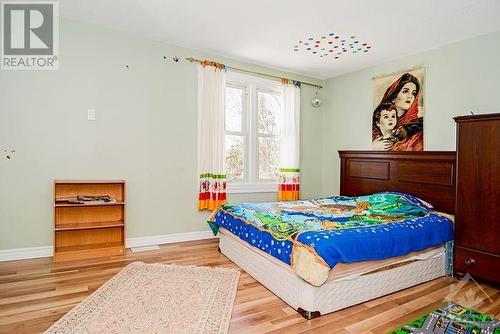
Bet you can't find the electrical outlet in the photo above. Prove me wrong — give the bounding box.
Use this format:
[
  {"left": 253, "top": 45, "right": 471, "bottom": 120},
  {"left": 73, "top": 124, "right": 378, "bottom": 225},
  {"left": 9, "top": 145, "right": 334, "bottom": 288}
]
[{"left": 87, "top": 109, "right": 96, "bottom": 121}]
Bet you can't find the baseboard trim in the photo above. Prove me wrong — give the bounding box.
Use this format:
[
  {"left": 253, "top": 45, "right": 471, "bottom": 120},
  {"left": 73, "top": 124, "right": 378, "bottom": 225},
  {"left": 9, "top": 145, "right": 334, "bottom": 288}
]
[
  {"left": 0, "top": 230, "right": 218, "bottom": 262},
  {"left": 125, "top": 230, "right": 218, "bottom": 249},
  {"left": 0, "top": 246, "right": 53, "bottom": 262}
]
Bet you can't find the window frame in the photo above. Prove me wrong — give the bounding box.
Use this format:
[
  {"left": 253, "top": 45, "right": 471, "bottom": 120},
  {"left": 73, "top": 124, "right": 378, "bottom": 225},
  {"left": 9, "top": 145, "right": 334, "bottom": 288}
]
[
  {"left": 255, "top": 87, "right": 283, "bottom": 184},
  {"left": 224, "top": 82, "right": 248, "bottom": 184},
  {"left": 224, "top": 72, "right": 283, "bottom": 194}
]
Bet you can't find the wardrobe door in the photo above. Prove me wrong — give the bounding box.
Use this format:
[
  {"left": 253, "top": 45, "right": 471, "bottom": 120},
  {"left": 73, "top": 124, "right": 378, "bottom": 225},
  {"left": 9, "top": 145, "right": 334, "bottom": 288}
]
[{"left": 455, "top": 119, "right": 500, "bottom": 254}]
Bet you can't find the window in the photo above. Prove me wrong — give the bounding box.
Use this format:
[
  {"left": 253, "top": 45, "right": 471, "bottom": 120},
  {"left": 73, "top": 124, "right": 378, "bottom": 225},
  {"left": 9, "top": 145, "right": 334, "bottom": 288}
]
[{"left": 224, "top": 72, "right": 283, "bottom": 193}]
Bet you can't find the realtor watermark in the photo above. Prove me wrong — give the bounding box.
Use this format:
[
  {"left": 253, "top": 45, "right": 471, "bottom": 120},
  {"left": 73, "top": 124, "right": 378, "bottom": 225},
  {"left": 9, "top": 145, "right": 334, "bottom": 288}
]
[
  {"left": 1, "top": 1, "right": 59, "bottom": 70},
  {"left": 445, "top": 273, "right": 494, "bottom": 307}
]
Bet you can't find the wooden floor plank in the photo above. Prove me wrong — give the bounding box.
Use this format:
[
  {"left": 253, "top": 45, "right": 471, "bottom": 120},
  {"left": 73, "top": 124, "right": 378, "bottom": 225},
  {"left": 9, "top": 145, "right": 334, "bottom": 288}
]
[{"left": 0, "top": 238, "right": 498, "bottom": 334}]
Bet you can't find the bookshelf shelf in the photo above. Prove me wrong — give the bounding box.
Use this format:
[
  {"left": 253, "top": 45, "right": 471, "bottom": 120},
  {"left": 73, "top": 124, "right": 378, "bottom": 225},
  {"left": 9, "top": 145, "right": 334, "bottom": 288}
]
[
  {"left": 55, "top": 220, "right": 124, "bottom": 231},
  {"left": 55, "top": 242, "right": 124, "bottom": 253},
  {"left": 53, "top": 180, "right": 126, "bottom": 262},
  {"left": 54, "top": 202, "right": 125, "bottom": 208}
]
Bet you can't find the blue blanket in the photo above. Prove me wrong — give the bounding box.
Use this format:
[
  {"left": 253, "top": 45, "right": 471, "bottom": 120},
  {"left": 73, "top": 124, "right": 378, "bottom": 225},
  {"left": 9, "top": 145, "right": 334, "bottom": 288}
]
[{"left": 209, "top": 192, "right": 454, "bottom": 269}]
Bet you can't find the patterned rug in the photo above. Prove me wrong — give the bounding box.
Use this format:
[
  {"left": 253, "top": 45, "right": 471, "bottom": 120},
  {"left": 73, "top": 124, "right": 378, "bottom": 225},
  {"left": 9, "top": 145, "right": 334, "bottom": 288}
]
[
  {"left": 44, "top": 262, "right": 240, "bottom": 334},
  {"left": 388, "top": 302, "right": 500, "bottom": 334}
]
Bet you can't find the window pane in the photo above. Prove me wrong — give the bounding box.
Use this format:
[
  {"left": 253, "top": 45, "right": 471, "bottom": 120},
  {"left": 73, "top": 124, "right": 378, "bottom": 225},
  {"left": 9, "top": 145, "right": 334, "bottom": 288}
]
[
  {"left": 258, "top": 137, "right": 280, "bottom": 180},
  {"left": 225, "top": 86, "right": 243, "bottom": 132},
  {"left": 224, "top": 135, "right": 244, "bottom": 181},
  {"left": 257, "top": 91, "right": 282, "bottom": 136}
]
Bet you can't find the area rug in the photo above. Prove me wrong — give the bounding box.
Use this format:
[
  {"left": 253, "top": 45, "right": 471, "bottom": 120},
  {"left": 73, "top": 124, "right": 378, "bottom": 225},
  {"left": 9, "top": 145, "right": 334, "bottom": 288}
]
[
  {"left": 388, "top": 302, "right": 500, "bottom": 334},
  {"left": 44, "top": 262, "right": 240, "bottom": 334}
]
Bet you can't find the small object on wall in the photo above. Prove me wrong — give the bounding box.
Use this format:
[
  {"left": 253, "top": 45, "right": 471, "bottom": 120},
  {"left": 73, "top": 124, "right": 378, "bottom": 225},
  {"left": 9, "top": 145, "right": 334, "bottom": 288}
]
[
  {"left": 2, "top": 149, "right": 15, "bottom": 160},
  {"left": 311, "top": 91, "right": 322, "bottom": 107},
  {"left": 371, "top": 67, "right": 425, "bottom": 152},
  {"left": 87, "top": 109, "right": 96, "bottom": 121},
  {"left": 172, "top": 56, "right": 180, "bottom": 62}
]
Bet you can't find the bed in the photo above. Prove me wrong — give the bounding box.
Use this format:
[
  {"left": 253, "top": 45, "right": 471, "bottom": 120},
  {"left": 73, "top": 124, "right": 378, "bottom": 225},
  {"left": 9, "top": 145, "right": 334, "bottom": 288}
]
[{"left": 210, "top": 151, "right": 457, "bottom": 319}]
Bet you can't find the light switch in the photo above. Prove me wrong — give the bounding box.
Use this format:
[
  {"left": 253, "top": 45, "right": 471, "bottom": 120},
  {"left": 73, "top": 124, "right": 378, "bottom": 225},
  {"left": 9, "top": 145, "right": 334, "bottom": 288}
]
[{"left": 87, "top": 109, "right": 96, "bottom": 121}]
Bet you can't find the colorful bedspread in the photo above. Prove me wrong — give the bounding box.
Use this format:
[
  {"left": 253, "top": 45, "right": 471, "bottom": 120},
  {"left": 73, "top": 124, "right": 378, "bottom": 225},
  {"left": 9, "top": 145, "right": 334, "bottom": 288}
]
[{"left": 209, "top": 192, "right": 453, "bottom": 286}]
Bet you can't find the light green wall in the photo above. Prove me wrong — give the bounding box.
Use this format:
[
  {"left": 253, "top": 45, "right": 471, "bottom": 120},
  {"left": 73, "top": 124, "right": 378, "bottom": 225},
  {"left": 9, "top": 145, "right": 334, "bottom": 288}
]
[
  {"left": 4, "top": 18, "right": 497, "bottom": 250},
  {"left": 0, "top": 19, "right": 324, "bottom": 249},
  {"left": 321, "top": 30, "right": 500, "bottom": 197}
]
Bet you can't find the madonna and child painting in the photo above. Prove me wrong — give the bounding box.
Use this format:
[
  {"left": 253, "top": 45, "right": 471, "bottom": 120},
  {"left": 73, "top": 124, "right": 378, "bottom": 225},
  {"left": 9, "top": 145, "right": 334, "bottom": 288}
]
[{"left": 372, "top": 67, "right": 425, "bottom": 151}]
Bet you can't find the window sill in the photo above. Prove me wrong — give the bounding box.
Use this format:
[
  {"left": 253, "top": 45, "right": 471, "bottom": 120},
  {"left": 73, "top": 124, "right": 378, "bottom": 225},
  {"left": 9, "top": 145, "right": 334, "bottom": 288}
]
[{"left": 227, "top": 183, "right": 278, "bottom": 194}]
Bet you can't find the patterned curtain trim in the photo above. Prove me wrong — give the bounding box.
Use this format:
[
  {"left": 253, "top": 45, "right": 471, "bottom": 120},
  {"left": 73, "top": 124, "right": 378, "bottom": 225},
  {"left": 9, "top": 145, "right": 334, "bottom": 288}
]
[
  {"left": 198, "top": 173, "right": 227, "bottom": 211},
  {"left": 280, "top": 78, "right": 301, "bottom": 88},
  {"left": 199, "top": 173, "right": 226, "bottom": 179},
  {"left": 278, "top": 168, "right": 300, "bottom": 201},
  {"left": 201, "top": 60, "right": 227, "bottom": 71},
  {"left": 279, "top": 167, "right": 300, "bottom": 172}
]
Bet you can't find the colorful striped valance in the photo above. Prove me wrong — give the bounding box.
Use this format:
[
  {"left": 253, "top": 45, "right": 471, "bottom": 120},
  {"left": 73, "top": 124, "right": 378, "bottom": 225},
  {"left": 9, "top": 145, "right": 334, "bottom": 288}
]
[
  {"left": 198, "top": 173, "right": 227, "bottom": 211},
  {"left": 278, "top": 168, "right": 300, "bottom": 201},
  {"left": 201, "top": 60, "right": 226, "bottom": 71}
]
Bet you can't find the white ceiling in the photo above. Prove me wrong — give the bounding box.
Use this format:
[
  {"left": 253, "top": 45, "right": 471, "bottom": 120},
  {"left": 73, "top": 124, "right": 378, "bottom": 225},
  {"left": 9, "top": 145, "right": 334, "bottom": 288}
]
[{"left": 60, "top": 0, "right": 500, "bottom": 80}]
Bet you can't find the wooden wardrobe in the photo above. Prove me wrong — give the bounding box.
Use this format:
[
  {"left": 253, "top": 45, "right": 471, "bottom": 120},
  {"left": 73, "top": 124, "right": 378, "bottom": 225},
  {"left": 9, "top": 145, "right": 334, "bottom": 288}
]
[{"left": 454, "top": 113, "right": 500, "bottom": 284}]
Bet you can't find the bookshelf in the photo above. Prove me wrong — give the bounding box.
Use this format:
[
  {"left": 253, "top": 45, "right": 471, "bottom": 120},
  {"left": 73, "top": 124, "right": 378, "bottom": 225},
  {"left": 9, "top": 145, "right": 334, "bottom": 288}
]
[{"left": 53, "top": 180, "right": 126, "bottom": 262}]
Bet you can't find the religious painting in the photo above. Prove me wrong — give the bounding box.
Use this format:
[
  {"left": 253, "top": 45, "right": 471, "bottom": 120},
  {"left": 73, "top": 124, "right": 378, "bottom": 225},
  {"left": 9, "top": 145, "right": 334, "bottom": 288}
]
[{"left": 372, "top": 67, "right": 425, "bottom": 151}]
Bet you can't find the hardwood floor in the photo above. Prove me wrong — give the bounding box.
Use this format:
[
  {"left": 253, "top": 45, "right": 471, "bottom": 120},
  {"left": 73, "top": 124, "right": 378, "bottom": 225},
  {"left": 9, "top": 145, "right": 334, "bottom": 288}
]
[{"left": 0, "top": 238, "right": 498, "bottom": 334}]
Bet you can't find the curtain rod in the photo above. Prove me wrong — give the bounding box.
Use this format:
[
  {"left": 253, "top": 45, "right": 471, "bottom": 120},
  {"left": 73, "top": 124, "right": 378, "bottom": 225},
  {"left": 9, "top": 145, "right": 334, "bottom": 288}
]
[{"left": 185, "top": 57, "right": 322, "bottom": 89}]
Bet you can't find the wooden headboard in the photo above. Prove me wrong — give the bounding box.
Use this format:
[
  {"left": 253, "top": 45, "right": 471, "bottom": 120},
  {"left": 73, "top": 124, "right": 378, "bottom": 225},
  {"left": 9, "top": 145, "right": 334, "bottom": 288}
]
[{"left": 339, "top": 151, "right": 456, "bottom": 214}]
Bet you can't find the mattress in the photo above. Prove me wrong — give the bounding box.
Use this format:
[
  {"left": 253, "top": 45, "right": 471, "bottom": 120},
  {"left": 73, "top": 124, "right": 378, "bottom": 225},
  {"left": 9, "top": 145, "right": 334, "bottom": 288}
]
[
  {"left": 219, "top": 228, "right": 446, "bottom": 317},
  {"left": 220, "top": 228, "right": 443, "bottom": 282}
]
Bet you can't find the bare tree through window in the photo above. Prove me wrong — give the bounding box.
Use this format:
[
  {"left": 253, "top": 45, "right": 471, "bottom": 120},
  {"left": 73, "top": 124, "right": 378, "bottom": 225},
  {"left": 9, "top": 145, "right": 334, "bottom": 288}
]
[
  {"left": 224, "top": 86, "right": 244, "bottom": 181},
  {"left": 257, "top": 91, "right": 282, "bottom": 180},
  {"left": 223, "top": 78, "right": 283, "bottom": 186}
]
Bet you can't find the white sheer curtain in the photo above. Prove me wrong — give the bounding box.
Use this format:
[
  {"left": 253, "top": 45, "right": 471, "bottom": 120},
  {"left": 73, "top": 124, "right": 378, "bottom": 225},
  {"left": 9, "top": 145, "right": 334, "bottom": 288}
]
[
  {"left": 279, "top": 83, "right": 301, "bottom": 201},
  {"left": 197, "top": 64, "right": 227, "bottom": 210}
]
